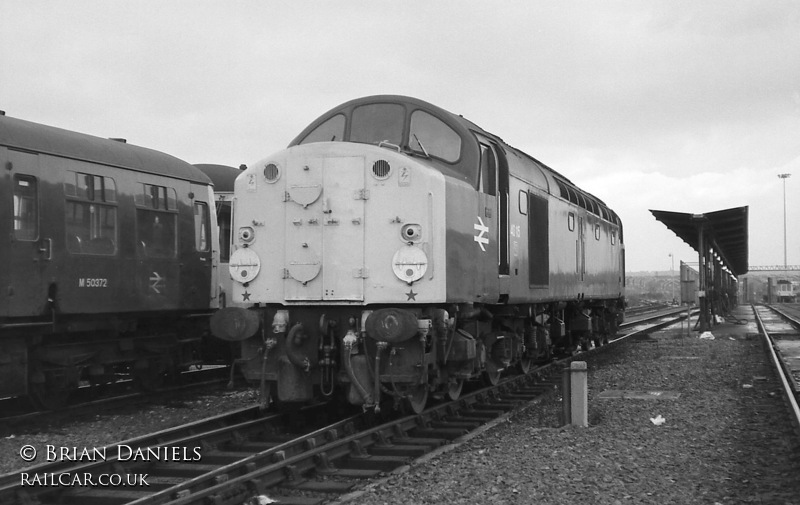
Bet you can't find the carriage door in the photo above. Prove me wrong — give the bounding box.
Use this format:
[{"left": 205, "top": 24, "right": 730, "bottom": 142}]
[
  {"left": 3, "top": 149, "right": 48, "bottom": 317},
  {"left": 188, "top": 184, "right": 217, "bottom": 309}
]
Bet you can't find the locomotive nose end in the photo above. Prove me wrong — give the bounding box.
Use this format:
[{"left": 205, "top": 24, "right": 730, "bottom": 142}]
[{"left": 210, "top": 307, "right": 261, "bottom": 341}]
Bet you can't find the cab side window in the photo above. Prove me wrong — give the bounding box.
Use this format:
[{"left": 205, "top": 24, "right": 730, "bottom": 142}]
[
  {"left": 478, "top": 144, "right": 497, "bottom": 195},
  {"left": 408, "top": 110, "right": 461, "bottom": 162},
  {"left": 216, "top": 201, "right": 232, "bottom": 262},
  {"left": 299, "top": 114, "right": 346, "bottom": 144},
  {"left": 13, "top": 175, "right": 38, "bottom": 241}
]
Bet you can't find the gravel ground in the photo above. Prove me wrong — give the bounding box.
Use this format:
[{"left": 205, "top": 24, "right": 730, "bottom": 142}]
[
  {"left": 0, "top": 387, "right": 260, "bottom": 475},
  {"left": 4, "top": 312, "right": 800, "bottom": 504},
  {"left": 339, "top": 320, "right": 800, "bottom": 504}
]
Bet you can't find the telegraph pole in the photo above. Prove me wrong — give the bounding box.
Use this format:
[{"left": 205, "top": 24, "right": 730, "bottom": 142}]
[
  {"left": 669, "top": 253, "right": 675, "bottom": 303},
  {"left": 778, "top": 173, "right": 791, "bottom": 271}
]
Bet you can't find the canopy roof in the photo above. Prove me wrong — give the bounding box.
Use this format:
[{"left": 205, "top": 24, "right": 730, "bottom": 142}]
[{"left": 650, "top": 206, "right": 749, "bottom": 276}]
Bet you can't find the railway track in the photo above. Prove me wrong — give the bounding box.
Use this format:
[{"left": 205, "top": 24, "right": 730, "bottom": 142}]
[
  {"left": 1, "top": 310, "right": 693, "bottom": 505},
  {"left": 752, "top": 304, "right": 800, "bottom": 439},
  {"left": 618, "top": 305, "right": 695, "bottom": 336},
  {"left": 0, "top": 365, "right": 234, "bottom": 427}
]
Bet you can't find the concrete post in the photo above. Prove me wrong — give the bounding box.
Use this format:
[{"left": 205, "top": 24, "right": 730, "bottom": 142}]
[
  {"left": 562, "top": 366, "right": 571, "bottom": 425},
  {"left": 569, "top": 361, "right": 588, "bottom": 427}
]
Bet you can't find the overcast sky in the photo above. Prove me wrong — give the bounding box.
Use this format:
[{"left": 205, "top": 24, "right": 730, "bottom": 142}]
[{"left": 2, "top": 1, "right": 798, "bottom": 272}]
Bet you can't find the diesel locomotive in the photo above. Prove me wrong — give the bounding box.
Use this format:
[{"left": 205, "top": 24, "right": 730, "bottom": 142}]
[
  {"left": 0, "top": 113, "right": 222, "bottom": 409},
  {"left": 216, "top": 95, "right": 626, "bottom": 413}
]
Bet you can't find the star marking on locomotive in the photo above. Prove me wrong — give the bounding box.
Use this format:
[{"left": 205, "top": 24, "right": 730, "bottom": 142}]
[
  {"left": 406, "top": 289, "right": 417, "bottom": 301},
  {"left": 242, "top": 291, "right": 251, "bottom": 301},
  {"left": 474, "top": 217, "right": 489, "bottom": 252}
]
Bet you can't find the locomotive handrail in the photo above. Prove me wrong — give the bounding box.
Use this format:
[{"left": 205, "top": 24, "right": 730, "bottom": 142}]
[
  {"left": 0, "top": 321, "right": 53, "bottom": 329},
  {"left": 377, "top": 140, "right": 401, "bottom": 152}
]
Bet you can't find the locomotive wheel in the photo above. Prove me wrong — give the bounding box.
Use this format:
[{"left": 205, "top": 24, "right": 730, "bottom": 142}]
[
  {"left": 483, "top": 361, "right": 502, "bottom": 386},
  {"left": 446, "top": 379, "right": 464, "bottom": 401},
  {"left": 29, "top": 368, "right": 76, "bottom": 410},
  {"left": 403, "top": 384, "right": 429, "bottom": 414}
]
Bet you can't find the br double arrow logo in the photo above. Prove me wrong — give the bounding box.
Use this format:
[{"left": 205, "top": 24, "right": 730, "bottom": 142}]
[{"left": 474, "top": 217, "right": 489, "bottom": 252}]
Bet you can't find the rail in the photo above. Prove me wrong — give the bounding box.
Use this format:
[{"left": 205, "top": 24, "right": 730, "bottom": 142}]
[{"left": 751, "top": 304, "right": 800, "bottom": 438}]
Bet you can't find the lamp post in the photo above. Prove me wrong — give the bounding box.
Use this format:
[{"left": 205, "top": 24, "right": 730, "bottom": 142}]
[
  {"left": 669, "top": 253, "right": 675, "bottom": 304},
  {"left": 778, "top": 174, "right": 791, "bottom": 271}
]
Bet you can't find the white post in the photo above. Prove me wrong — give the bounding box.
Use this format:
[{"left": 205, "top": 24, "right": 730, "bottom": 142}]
[{"left": 570, "top": 361, "right": 588, "bottom": 427}]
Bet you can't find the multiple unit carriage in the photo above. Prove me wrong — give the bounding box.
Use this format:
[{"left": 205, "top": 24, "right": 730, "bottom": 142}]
[
  {"left": 0, "top": 113, "right": 222, "bottom": 409},
  {"left": 776, "top": 279, "right": 797, "bottom": 303},
  {"left": 212, "top": 95, "right": 626, "bottom": 413}
]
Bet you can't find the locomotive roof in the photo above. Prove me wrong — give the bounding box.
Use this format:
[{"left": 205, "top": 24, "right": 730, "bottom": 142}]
[
  {"left": 0, "top": 114, "right": 211, "bottom": 184},
  {"left": 290, "top": 95, "right": 618, "bottom": 224},
  {"left": 195, "top": 164, "right": 242, "bottom": 192},
  {"left": 290, "top": 94, "right": 578, "bottom": 180}
]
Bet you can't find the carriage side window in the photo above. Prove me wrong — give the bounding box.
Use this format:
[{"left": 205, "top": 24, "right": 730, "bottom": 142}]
[
  {"left": 568, "top": 212, "right": 575, "bottom": 231},
  {"left": 350, "top": 103, "right": 404, "bottom": 146},
  {"left": 64, "top": 172, "right": 117, "bottom": 254},
  {"left": 611, "top": 230, "right": 617, "bottom": 245},
  {"left": 299, "top": 114, "right": 346, "bottom": 144},
  {"left": 194, "top": 202, "right": 210, "bottom": 253},
  {"left": 409, "top": 110, "right": 461, "bottom": 162},
  {"left": 135, "top": 183, "right": 177, "bottom": 258},
  {"left": 13, "top": 175, "right": 38, "bottom": 241}
]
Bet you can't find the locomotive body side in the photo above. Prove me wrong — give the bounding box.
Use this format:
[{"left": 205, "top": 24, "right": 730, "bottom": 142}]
[
  {"left": 504, "top": 158, "right": 624, "bottom": 305},
  {"left": 1, "top": 115, "right": 221, "bottom": 408},
  {"left": 214, "top": 95, "right": 625, "bottom": 412}
]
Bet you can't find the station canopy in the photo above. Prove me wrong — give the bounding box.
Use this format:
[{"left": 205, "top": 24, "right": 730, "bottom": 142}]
[{"left": 650, "top": 206, "right": 749, "bottom": 276}]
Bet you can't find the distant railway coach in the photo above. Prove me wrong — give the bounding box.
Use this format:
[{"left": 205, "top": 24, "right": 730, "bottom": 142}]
[
  {"left": 212, "top": 95, "right": 625, "bottom": 412},
  {"left": 0, "top": 113, "right": 220, "bottom": 409}
]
